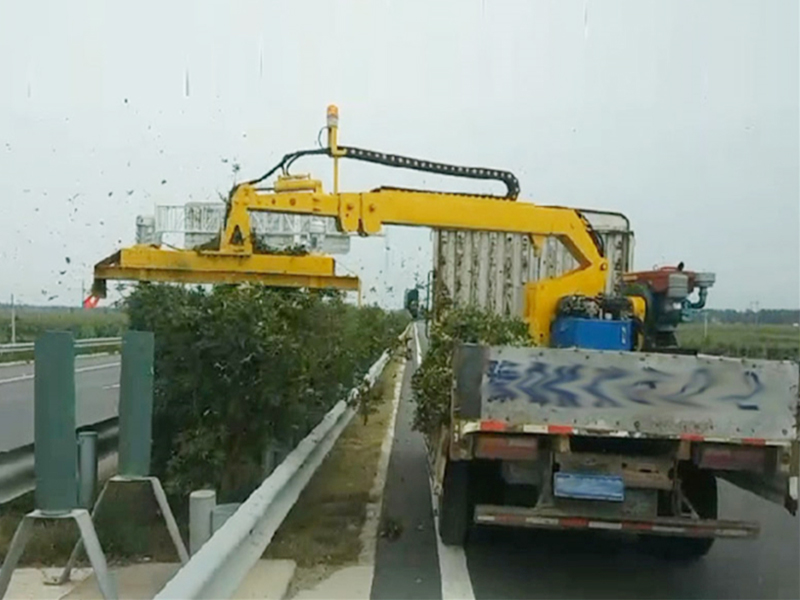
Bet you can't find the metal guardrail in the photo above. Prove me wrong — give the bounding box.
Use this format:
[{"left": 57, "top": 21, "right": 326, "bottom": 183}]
[
  {"left": 155, "top": 339, "right": 400, "bottom": 599},
  {"left": 0, "top": 418, "right": 119, "bottom": 505},
  {"left": 0, "top": 337, "right": 122, "bottom": 354}
]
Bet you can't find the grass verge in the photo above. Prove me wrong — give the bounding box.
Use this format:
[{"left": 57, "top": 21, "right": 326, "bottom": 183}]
[{"left": 265, "top": 357, "right": 403, "bottom": 597}]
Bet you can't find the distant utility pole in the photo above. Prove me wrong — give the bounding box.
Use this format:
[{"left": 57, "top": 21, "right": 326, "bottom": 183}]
[
  {"left": 10, "top": 293, "right": 16, "bottom": 344},
  {"left": 750, "top": 301, "right": 761, "bottom": 328},
  {"left": 703, "top": 311, "right": 708, "bottom": 341}
]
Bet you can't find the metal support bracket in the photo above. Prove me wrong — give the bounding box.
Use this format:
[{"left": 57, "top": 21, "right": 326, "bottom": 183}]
[
  {"left": 0, "top": 509, "right": 116, "bottom": 600},
  {"left": 55, "top": 475, "right": 188, "bottom": 587}
]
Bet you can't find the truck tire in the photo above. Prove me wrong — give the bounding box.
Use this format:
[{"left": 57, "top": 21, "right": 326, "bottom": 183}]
[
  {"left": 642, "top": 467, "right": 718, "bottom": 561},
  {"left": 439, "top": 460, "right": 471, "bottom": 546}
]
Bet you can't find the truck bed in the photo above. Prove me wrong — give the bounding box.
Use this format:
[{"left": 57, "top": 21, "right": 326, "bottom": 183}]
[{"left": 453, "top": 344, "right": 799, "bottom": 445}]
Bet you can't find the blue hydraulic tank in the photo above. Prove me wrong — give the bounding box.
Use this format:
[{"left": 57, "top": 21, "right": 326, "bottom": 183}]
[{"left": 551, "top": 318, "right": 633, "bottom": 351}]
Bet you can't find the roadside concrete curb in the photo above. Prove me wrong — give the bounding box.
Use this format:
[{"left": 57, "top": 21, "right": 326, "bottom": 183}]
[
  {"left": 233, "top": 559, "right": 296, "bottom": 600},
  {"left": 57, "top": 559, "right": 296, "bottom": 599},
  {"left": 3, "top": 567, "right": 92, "bottom": 600},
  {"left": 293, "top": 565, "right": 373, "bottom": 600}
]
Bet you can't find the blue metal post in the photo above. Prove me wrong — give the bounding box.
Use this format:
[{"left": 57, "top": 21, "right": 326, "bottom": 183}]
[{"left": 118, "top": 331, "right": 155, "bottom": 477}]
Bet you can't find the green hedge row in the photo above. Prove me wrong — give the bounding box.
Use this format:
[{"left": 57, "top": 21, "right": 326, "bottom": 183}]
[
  {"left": 125, "top": 283, "right": 408, "bottom": 502},
  {"left": 411, "top": 305, "right": 531, "bottom": 436}
]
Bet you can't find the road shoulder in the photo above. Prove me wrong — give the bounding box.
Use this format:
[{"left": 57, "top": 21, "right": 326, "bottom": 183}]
[{"left": 266, "top": 357, "right": 406, "bottom": 599}]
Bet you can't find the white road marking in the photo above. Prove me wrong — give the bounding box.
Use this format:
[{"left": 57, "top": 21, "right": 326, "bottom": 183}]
[
  {"left": 75, "top": 363, "right": 121, "bottom": 374},
  {"left": 0, "top": 352, "right": 116, "bottom": 369},
  {"left": 0, "top": 374, "right": 37, "bottom": 385},
  {"left": 415, "top": 320, "right": 475, "bottom": 599},
  {"left": 102, "top": 383, "right": 121, "bottom": 390},
  {"left": 0, "top": 360, "right": 34, "bottom": 369},
  {"left": 428, "top": 470, "right": 476, "bottom": 600},
  {"left": 0, "top": 362, "right": 120, "bottom": 386},
  {"left": 359, "top": 358, "right": 407, "bottom": 566}
]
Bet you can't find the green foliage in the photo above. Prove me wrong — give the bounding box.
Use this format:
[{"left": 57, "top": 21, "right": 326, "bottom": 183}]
[
  {"left": 411, "top": 306, "right": 531, "bottom": 436},
  {"left": 125, "top": 283, "right": 407, "bottom": 502},
  {"left": 0, "top": 306, "right": 127, "bottom": 343}
]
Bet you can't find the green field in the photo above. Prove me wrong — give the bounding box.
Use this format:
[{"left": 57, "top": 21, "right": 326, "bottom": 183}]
[
  {"left": 677, "top": 322, "right": 799, "bottom": 361},
  {"left": 0, "top": 306, "right": 128, "bottom": 343}
]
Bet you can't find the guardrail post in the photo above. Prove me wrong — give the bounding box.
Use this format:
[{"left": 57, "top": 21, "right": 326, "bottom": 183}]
[
  {"left": 78, "top": 431, "right": 98, "bottom": 509},
  {"left": 211, "top": 503, "right": 241, "bottom": 534},
  {"left": 190, "top": 490, "right": 216, "bottom": 555},
  {"left": 263, "top": 439, "right": 292, "bottom": 478},
  {"left": 118, "top": 331, "right": 155, "bottom": 477},
  {"left": 35, "top": 331, "right": 78, "bottom": 512}
]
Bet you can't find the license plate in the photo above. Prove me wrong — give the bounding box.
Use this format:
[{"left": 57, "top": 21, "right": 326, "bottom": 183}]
[{"left": 554, "top": 472, "right": 625, "bottom": 502}]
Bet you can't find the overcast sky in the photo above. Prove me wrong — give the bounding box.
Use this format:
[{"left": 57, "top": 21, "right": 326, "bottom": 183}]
[{"left": 0, "top": 0, "right": 797, "bottom": 309}]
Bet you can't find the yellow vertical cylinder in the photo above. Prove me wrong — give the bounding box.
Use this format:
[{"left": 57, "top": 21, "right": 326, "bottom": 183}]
[{"left": 327, "top": 105, "right": 341, "bottom": 193}]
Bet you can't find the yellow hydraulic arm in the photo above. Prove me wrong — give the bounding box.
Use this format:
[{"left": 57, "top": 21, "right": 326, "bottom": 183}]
[{"left": 90, "top": 106, "right": 609, "bottom": 344}]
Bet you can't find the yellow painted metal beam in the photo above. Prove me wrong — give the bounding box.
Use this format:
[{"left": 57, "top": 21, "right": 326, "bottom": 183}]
[
  {"left": 92, "top": 246, "right": 359, "bottom": 293},
  {"left": 235, "top": 184, "right": 609, "bottom": 345},
  {"left": 238, "top": 185, "right": 605, "bottom": 272}
]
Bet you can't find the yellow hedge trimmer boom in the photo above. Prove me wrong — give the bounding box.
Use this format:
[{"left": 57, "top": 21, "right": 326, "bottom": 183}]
[{"left": 89, "top": 105, "right": 609, "bottom": 345}]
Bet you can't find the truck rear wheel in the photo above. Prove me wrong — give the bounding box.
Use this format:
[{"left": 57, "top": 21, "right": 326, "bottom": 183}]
[
  {"left": 642, "top": 467, "right": 718, "bottom": 561},
  {"left": 439, "top": 460, "right": 471, "bottom": 546}
]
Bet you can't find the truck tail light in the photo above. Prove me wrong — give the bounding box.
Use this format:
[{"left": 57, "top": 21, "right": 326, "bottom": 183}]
[
  {"left": 694, "top": 444, "right": 768, "bottom": 473},
  {"left": 474, "top": 435, "right": 538, "bottom": 461}
]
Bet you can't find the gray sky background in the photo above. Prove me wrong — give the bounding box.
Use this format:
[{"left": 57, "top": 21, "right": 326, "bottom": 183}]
[{"left": 1, "top": 0, "right": 797, "bottom": 309}]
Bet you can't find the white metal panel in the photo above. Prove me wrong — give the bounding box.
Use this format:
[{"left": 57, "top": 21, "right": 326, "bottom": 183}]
[
  {"left": 435, "top": 229, "right": 540, "bottom": 317},
  {"left": 135, "top": 216, "right": 158, "bottom": 245},
  {"left": 142, "top": 203, "right": 352, "bottom": 254},
  {"left": 433, "top": 209, "right": 633, "bottom": 317},
  {"left": 539, "top": 210, "right": 633, "bottom": 295}
]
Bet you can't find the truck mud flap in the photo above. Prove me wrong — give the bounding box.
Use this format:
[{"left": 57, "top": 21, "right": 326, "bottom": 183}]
[{"left": 473, "top": 504, "right": 759, "bottom": 539}]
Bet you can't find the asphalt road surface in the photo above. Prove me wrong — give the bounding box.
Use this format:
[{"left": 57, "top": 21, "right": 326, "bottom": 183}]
[
  {"left": 0, "top": 354, "right": 121, "bottom": 452},
  {"left": 371, "top": 322, "right": 800, "bottom": 599}
]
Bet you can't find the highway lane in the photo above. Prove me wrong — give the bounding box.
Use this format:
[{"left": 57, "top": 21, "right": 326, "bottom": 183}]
[
  {"left": 372, "top": 345, "right": 441, "bottom": 600},
  {"left": 0, "top": 355, "right": 121, "bottom": 452},
  {"left": 466, "top": 480, "right": 799, "bottom": 599},
  {"left": 371, "top": 321, "right": 800, "bottom": 599},
  {"left": 0, "top": 353, "right": 118, "bottom": 380}
]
